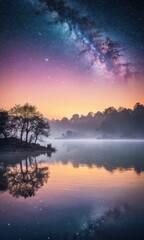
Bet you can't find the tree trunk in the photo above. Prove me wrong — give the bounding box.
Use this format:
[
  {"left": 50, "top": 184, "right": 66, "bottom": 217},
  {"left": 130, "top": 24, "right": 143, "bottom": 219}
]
[
  {"left": 29, "top": 157, "right": 32, "bottom": 166},
  {"left": 20, "top": 130, "right": 23, "bottom": 141},
  {"left": 25, "top": 131, "right": 29, "bottom": 143},
  {"left": 20, "top": 161, "right": 23, "bottom": 174},
  {"left": 34, "top": 157, "right": 38, "bottom": 169},
  {"left": 20, "top": 123, "right": 25, "bottom": 141},
  {"left": 35, "top": 135, "right": 38, "bottom": 144},
  {"left": 26, "top": 158, "right": 28, "bottom": 173},
  {"left": 3, "top": 131, "right": 7, "bottom": 139}
]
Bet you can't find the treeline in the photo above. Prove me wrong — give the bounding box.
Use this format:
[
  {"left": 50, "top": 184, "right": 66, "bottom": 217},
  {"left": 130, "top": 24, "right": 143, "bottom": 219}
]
[
  {"left": 1, "top": 102, "right": 144, "bottom": 140},
  {"left": 52, "top": 103, "right": 144, "bottom": 138},
  {"left": 0, "top": 103, "right": 50, "bottom": 143}
]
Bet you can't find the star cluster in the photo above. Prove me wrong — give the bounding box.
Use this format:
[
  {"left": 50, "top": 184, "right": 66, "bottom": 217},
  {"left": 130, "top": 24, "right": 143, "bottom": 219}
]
[
  {"left": 0, "top": 0, "right": 144, "bottom": 118},
  {"left": 29, "top": 0, "right": 141, "bottom": 80}
]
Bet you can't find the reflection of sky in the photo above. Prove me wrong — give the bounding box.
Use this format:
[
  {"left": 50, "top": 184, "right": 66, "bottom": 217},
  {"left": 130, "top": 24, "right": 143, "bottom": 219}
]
[{"left": 0, "top": 141, "right": 144, "bottom": 239}]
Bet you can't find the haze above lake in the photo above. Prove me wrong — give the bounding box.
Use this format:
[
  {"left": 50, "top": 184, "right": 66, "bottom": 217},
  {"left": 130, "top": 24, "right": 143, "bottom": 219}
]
[{"left": 0, "top": 140, "right": 144, "bottom": 240}]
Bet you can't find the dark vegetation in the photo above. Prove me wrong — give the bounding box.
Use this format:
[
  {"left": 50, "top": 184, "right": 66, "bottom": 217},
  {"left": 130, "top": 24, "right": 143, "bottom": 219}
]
[
  {"left": 0, "top": 103, "right": 55, "bottom": 152},
  {"left": 0, "top": 154, "right": 50, "bottom": 198},
  {"left": 52, "top": 103, "right": 144, "bottom": 139},
  {"left": 0, "top": 138, "right": 55, "bottom": 153},
  {"left": 1, "top": 102, "right": 144, "bottom": 142}
]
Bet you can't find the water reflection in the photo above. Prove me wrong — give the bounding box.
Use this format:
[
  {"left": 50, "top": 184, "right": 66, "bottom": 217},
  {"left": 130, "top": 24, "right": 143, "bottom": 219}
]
[
  {"left": 0, "top": 141, "right": 144, "bottom": 240},
  {"left": 72, "top": 204, "right": 131, "bottom": 240},
  {"left": 43, "top": 203, "right": 132, "bottom": 240},
  {"left": 0, "top": 164, "right": 8, "bottom": 192},
  {"left": 0, "top": 156, "right": 49, "bottom": 198},
  {"left": 51, "top": 140, "right": 144, "bottom": 174},
  {"left": 1, "top": 141, "right": 144, "bottom": 175}
]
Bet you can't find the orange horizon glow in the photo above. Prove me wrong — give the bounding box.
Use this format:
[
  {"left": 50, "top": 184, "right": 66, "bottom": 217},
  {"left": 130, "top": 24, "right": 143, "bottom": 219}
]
[
  {"left": 0, "top": 56, "right": 144, "bottom": 120},
  {"left": 1, "top": 74, "right": 144, "bottom": 119}
]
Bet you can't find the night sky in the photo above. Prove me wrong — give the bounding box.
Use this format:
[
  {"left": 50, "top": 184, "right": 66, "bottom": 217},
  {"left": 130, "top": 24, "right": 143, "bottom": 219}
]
[{"left": 0, "top": 0, "right": 144, "bottom": 118}]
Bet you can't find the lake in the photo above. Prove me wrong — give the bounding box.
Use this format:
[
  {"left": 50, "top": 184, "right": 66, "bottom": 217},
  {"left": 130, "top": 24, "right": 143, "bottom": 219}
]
[{"left": 0, "top": 140, "right": 144, "bottom": 240}]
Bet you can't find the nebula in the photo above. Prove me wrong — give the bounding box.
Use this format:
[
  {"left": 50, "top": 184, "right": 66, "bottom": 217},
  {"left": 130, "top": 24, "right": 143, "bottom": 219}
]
[
  {"left": 31, "top": 0, "right": 136, "bottom": 80},
  {"left": 0, "top": 0, "right": 143, "bottom": 118}
]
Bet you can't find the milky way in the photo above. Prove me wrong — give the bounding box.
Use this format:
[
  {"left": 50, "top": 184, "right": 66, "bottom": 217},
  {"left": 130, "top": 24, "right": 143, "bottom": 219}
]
[
  {"left": 0, "top": 0, "right": 144, "bottom": 117},
  {"left": 30, "top": 0, "right": 136, "bottom": 80}
]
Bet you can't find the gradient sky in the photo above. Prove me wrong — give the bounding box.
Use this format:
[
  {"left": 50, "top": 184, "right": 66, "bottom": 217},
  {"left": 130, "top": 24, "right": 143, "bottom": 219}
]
[{"left": 0, "top": 0, "right": 144, "bottom": 119}]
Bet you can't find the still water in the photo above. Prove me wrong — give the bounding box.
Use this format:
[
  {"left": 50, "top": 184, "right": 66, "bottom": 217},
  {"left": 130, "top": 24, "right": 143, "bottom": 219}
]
[{"left": 0, "top": 140, "right": 144, "bottom": 240}]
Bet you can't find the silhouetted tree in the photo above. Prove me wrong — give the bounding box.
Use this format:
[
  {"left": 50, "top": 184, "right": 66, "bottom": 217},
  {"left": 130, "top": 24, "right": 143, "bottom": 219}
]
[
  {"left": 32, "top": 118, "right": 50, "bottom": 143},
  {"left": 132, "top": 103, "right": 144, "bottom": 137},
  {"left": 9, "top": 103, "right": 50, "bottom": 143},
  {"left": 0, "top": 110, "right": 14, "bottom": 138},
  {"left": 70, "top": 114, "right": 79, "bottom": 123},
  {"left": 61, "top": 117, "right": 69, "bottom": 126},
  {"left": 51, "top": 103, "right": 144, "bottom": 139}
]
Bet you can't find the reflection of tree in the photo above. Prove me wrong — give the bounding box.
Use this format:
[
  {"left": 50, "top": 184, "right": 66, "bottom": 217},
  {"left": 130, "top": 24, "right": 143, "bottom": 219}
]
[
  {"left": 0, "top": 157, "right": 49, "bottom": 198},
  {"left": 56, "top": 142, "right": 144, "bottom": 174},
  {"left": 0, "top": 163, "right": 8, "bottom": 192}
]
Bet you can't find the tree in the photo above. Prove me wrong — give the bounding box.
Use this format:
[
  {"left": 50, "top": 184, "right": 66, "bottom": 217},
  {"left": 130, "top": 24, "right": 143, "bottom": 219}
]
[
  {"left": 70, "top": 114, "right": 79, "bottom": 122},
  {"left": 10, "top": 103, "right": 43, "bottom": 142},
  {"left": 133, "top": 102, "right": 144, "bottom": 112},
  {"left": 103, "top": 107, "right": 117, "bottom": 116},
  {"left": 61, "top": 117, "right": 69, "bottom": 126},
  {"left": 133, "top": 103, "right": 144, "bottom": 136},
  {"left": 0, "top": 110, "right": 11, "bottom": 138},
  {"left": 32, "top": 118, "right": 50, "bottom": 143}
]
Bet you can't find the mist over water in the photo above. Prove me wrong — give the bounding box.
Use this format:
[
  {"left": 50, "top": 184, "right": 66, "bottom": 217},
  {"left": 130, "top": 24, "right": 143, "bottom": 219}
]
[{"left": 0, "top": 140, "right": 144, "bottom": 240}]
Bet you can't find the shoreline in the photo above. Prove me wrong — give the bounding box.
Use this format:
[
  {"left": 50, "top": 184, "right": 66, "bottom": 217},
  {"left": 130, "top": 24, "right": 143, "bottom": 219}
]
[{"left": 0, "top": 138, "right": 56, "bottom": 153}]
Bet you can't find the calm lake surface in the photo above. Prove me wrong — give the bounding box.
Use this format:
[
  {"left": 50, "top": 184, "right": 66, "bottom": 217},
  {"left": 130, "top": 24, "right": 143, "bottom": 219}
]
[{"left": 0, "top": 140, "right": 144, "bottom": 240}]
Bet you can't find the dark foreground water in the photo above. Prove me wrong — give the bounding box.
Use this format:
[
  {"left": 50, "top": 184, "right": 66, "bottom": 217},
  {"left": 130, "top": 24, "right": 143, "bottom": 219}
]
[{"left": 0, "top": 140, "right": 144, "bottom": 240}]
